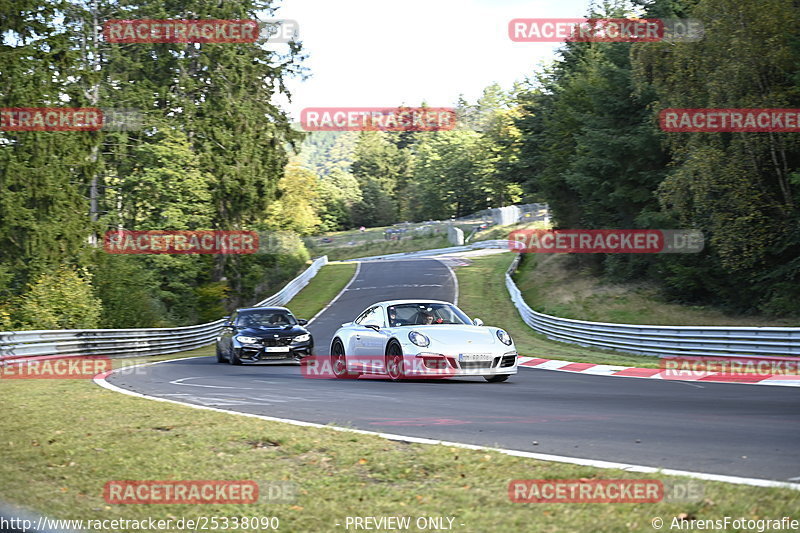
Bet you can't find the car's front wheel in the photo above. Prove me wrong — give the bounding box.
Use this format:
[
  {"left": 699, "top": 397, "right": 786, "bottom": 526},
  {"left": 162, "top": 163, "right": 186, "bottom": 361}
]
[
  {"left": 331, "top": 339, "right": 359, "bottom": 379},
  {"left": 229, "top": 348, "right": 243, "bottom": 366},
  {"left": 386, "top": 342, "right": 405, "bottom": 382},
  {"left": 216, "top": 345, "right": 226, "bottom": 363},
  {"left": 484, "top": 374, "right": 510, "bottom": 383}
]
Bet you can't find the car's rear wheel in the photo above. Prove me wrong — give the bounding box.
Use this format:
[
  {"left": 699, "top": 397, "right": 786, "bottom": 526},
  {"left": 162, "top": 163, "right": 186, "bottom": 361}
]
[
  {"left": 216, "top": 345, "right": 226, "bottom": 363},
  {"left": 331, "top": 339, "right": 359, "bottom": 379},
  {"left": 484, "top": 374, "right": 510, "bottom": 383},
  {"left": 386, "top": 342, "right": 405, "bottom": 381}
]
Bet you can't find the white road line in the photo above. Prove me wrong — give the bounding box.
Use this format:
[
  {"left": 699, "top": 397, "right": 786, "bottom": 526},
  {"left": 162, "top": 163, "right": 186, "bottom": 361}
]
[
  {"left": 439, "top": 259, "right": 459, "bottom": 305},
  {"left": 306, "top": 262, "right": 362, "bottom": 325},
  {"left": 94, "top": 359, "right": 800, "bottom": 492},
  {"left": 169, "top": 377, "right": 249, "bottom": 389},
  {"left": 346, "top": 284, "right": 443, "bottom": 291}
]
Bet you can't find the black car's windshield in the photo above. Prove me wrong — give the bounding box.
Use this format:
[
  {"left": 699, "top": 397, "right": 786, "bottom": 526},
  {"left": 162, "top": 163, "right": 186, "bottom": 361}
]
[
  {"left": 236, "top": 311, "right": 297, "bottom": 328},
  {"left": 386, "top": 303, "right": 471, "bottom": 327}
]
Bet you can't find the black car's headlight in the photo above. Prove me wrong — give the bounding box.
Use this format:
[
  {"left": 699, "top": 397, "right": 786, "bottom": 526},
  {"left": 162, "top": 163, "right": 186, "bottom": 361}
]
[
  {"left": 496, "top": 329, "right": 513, "bottom": 346},
  {"left": 408, "top": 331, "right": 430, "bottom": 347},
  {"left": 293, "top": 333, "right": 311, "bottom": 343},
  {"left": 235, "top": 335, "right": 260, "bottom": 344}
]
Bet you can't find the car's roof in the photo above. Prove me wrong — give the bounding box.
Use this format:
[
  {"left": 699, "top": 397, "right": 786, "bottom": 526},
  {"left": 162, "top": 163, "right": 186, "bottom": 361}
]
[
  {"left": 236, "top": 306, "right": 291, "bottom": 313},
  {"left": 376, "top": 299, "right": 455, "bottom": 307}
]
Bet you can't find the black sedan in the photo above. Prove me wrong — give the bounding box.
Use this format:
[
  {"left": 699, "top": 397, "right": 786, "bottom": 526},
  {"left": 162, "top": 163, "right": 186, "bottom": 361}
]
[{"left": 216, "top": 307, "right": 313, "bottom": 365}]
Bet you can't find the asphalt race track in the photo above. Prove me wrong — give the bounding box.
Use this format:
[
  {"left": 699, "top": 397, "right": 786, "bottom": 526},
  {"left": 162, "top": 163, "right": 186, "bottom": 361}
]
[{"left": 107, "top": 258, "right": 800, "bottom": 483}]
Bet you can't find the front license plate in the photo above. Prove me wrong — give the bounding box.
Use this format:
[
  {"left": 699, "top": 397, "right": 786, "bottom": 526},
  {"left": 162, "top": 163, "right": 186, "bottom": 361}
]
[
  {"left": 264, "top": 347, "right": 290, "bottom": 353},
  {"left": 458, "top": 353, "right": 493, "bottom": 362}
]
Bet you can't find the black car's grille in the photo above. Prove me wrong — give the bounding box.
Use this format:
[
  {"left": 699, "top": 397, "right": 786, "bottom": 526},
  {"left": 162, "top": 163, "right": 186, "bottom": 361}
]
[{"left": 260, "top": 337, "right": 293, "bottom": 347}]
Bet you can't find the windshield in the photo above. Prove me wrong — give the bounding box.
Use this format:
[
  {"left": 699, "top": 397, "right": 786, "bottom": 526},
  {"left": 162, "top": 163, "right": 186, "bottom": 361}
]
[
  {"left": 236, "top": 311, "right": 297, "bottom": 328},
  {"left": 386, "top": 303, "right": 471, "bottom": 327}
]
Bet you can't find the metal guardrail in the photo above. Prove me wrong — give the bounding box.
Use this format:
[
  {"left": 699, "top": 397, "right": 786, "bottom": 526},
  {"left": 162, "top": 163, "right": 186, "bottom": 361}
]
[
  {"left": 0, "top": 256, "right": 329, "bottom": 360},
  {"left": 504, "top": 254, "right": 800, "bottom": 358}
]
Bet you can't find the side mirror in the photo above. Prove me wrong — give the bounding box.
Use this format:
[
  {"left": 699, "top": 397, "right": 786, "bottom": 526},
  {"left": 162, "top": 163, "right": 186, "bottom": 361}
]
[
  {"left": 222, "top": 316, "right": 233, "bottom": 327},
  {"left": 365, "top": 324, "right": 380, "bottom": 332},
  {"left": 298, "top": 319, "right": 308, "bottom": 325},
  {"left": 473, "top": 318, "right": 484, "bottom": 326}
]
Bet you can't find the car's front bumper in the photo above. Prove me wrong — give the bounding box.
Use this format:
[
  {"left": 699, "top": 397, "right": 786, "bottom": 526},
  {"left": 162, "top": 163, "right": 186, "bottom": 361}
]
[
  {"left": 235, "top": 341, "right": 313, "bottom": 363},
  {"left": 402, "top": 351, "right": 518, "bottom": 377}
]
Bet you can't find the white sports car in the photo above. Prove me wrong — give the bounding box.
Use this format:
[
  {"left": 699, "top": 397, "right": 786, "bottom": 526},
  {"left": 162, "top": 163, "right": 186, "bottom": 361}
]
[{"left": 329, "top": 299, "right": 518, "bottom": 382}]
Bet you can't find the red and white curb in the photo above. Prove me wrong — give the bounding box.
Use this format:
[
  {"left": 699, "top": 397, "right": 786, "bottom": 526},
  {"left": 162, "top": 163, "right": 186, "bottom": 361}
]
[{"left": 517, "top": 357, "right": 800, "bottom": 387}]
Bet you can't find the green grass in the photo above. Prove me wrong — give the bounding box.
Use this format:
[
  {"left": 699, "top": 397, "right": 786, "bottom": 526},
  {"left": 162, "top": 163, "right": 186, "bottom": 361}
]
[
  {"left": 455, "top": 252, "right": 670, "bottom": 368},
  {"left": 514, "top": 254, "right": 798, "bottom": 327},
  {"left": 1, "top": 348, "right": 798, "bottom": 532},
  {"left": 284, "top": 262, "right": 357, "bottom": 320}
]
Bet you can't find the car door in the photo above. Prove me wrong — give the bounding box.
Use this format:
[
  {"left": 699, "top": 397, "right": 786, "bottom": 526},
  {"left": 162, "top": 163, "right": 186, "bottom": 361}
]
[{"left": 353, "top": 306, "right": 389, "bottom": 372}]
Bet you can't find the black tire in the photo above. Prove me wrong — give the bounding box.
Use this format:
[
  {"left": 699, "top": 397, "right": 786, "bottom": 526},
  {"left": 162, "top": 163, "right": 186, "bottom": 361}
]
[
  {"left": 331, "top": 339, "right": 359, "bottom": 379},
  {"left": 386, "top": 342, "right": 405, "bottom": 381},
  {"left": 229, "top": 348, "right": 243, "bottom": 366},
  {"left": 484, "top": 374, "right": 510, "bottom": 383},
  {"left": 216, "top": 345, "right": 226, "bottom": 363}
]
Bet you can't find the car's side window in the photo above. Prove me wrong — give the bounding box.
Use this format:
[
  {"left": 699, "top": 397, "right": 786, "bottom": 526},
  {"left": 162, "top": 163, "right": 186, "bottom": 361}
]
[
  {"left": 361, "top": 306, "right": 385, "bottom": 328},
  {"left": 354, "top": 307, "right": 372, "bottom": 325}
]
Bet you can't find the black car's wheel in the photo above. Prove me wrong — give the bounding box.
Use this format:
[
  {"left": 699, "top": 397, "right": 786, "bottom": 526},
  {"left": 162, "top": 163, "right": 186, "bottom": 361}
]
[
  {"left": 484, "top": 374, "right": 510, "bottom": 383},
  {"left": 331, "top": 339, "right": 359, "bottom": 379},
  {"left": 229, "top": 348, "right": 243, "bottom": 366},
  {"left": 386, "top": 342, "right": 405, "bottom": 382},
  {"left": 216, "top": 345, "right": 226, "bottom": 363}
]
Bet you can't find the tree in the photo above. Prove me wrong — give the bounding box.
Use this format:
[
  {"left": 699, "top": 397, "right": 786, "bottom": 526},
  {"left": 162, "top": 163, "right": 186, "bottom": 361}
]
[
  {"left": 0, "top": 0, "right": 96, "bottom": 290},
  {"left": 634, "top": 0, "right": 800, "bottom": 312},
  {"left": 350, "top": 131, "right": 411, "bottom": 224},
  {"left": 265, "top": 159, "right": 322, "bottom": 235},
  {"left": 16, "top": 266, "right": 103, "bottom": 329}
]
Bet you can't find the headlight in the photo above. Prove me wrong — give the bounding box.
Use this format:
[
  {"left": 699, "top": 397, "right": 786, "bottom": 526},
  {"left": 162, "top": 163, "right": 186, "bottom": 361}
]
[
  {"left": 408, "top": 331, "right": 430, "bottom": 347},
  {"left": 496, "top": 329, "right": 512, "bottom": 346},
  {"left": 235, "top": 335, "right": 260, "bottom": 344},
  {"left": 293, "top": 333, "right": 311, "bottom": 343}
]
